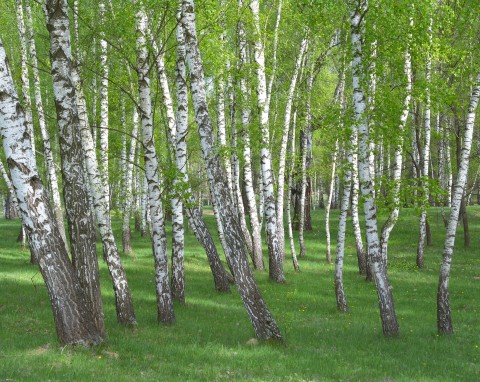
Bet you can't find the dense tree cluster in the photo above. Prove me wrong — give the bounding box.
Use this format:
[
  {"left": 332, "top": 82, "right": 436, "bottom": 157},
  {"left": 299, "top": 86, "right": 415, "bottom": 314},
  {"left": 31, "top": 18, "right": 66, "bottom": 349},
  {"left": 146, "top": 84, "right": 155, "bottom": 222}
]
[{"left": 0, "top": 0, "right": 478, "bottom": 345}]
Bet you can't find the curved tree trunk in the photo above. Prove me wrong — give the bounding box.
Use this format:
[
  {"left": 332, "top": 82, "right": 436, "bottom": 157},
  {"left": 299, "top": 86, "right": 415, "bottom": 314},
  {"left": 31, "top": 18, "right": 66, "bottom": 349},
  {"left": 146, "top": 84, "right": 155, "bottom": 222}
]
[
  {"left": 438, "top": 73, "right": 480, "bottom": 335},
  {"left": 181, "top": 0, "right": 282, "bottom": 340},
  {"left": 0, "top": 39, "right": 103, "bottom": 346}
]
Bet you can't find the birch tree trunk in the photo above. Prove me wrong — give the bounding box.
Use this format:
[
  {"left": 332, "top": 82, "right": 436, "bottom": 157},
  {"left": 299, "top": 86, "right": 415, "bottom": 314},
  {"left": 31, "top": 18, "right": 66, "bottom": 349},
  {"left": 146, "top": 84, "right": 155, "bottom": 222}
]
[
  {"left": 15, "top": 0, "right": 36, "bottom": 159},
  {"left": 73, "top": 65, "right": 137, "bottom": 325},
  {"left": 417, "top": 18, "right": 433, "bottom": 268},
  {"left": 351, "top": 128, "right": 366, "bottom": 275},
  {"left": 135, "top": 4, "right": 175, "bottom": 324},
  {"left": 237, "top": 11, "right": 264, "bottom": 270},
  {"left": 24, "top": 0, "right": 67, "bottom": 247},
  {"left": 438, "top": 74, "right": 480, "bottom": 335},
  {"left": 0, "top": 159, "right": 19, "bottom": 219},
  {"left": 276, "top": 36, "right": 308, "bottom": 262},
  {"left": 325, "top": 140, "right": 339, "bottom": 263},
  {"left": 249, "top": 0, "right": 285, "bottom": 282},
  {"left": 0, "top": 39, "right": 103, "bottom": 346},
  {"left": 176, "top": 17, "right": 231, "bottom": 292},
  {"left": 148, "top": 25, "right": 186, "bottom": 303},
  {"left": 380, "top": 14, "right": 413, "bottom": 265},
  {"left": 45, "top": 0, "right": 105, "bottom": 337},
  {"left": 181, "top": 0, "right": 282, "bottom": 340},
  {"left": 98, "top": 1, "right": 110, "bottom": 214},
  {"left": 350, "top": 0, "right": 399, "bottom": 337},
  {"left": 287, "top": 109, "right": 300, "bottom": 272}
]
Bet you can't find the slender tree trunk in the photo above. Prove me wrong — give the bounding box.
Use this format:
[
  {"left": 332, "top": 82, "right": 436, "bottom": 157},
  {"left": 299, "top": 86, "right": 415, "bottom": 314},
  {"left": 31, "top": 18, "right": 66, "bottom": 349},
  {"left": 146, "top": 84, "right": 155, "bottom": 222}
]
[
  {"left": 0, "top": 39, "right": 103, "bottom": 346},
  {"left": 73, "top": 65, "right": 137, "bottom": 325},
  {"left": 249, "top": 0, "right": 285, "bottom": 282},
  {"left": 350, "top": 1, "right": 399, "bottom": 337},
  {"left": 99, "top": 1, "right": 110, "bottom": 214},
  {"left": 237, "top": 13, "right": 264, "bottom": 270},
  {"left": 351, "top": 128, "right": 366, "bottom": 275},
  {"left": 135, "top": 4, "right": 175, "bottom": 324},
  {"left": 0, "top": 159, "right": 19, "bottom": 220},
  {"left": 276, "top": 36, "right": 308, "bottom": 261},
  {"left": 380, "top": 15, "right": 413, "bottom": 265},
  {"left": 25, "top": 0, "right": 66, "bottom": 247},
  {"left": 438, "top": 73, "right": 480, "bottom": 335},
  {"left": 287, "top": 109, "right": 300, "bottom": 272},
  {"left": 45, "top": 0, "right": 105, "bottom": 337},
  {"left": 181, "top": 0, "right": 282, "bottom": 340},
  {"left": 325, "top": 140, "right": 339, "bottom": 263},
  {"left": 417, "top": 17, "right": 433, "bottom": 269}
]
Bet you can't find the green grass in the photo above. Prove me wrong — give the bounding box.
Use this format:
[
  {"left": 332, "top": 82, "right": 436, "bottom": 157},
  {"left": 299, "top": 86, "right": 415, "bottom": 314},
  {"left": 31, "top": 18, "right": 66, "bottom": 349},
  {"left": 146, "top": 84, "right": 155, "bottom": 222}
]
[{"left": 1, "top": 206, "right": 480, "bottom": 381}]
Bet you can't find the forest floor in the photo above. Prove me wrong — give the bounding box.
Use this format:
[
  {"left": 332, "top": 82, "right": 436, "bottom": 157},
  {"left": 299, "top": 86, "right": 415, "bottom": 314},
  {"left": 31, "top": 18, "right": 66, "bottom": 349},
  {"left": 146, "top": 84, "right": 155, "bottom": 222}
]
[{"left": 0, "top": 206, "right": 479, "bottom": 381}]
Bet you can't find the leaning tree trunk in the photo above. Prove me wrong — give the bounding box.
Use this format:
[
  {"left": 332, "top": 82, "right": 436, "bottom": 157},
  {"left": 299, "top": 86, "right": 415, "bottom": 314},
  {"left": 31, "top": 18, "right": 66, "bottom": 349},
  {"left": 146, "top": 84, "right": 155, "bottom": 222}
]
[
  {"left": 437, "top": 73, "right": 480, "bottom": 335},
  {"left": 0, "top": 39, "right": 103, "bottom": 346},
  {"left": 350, "top": 0, "right": 399, "bottom": 337},
  {"left": 181, "top": 0, "right": 282, "bottom": 340},
  {"left": 380, "top": 14, "right": 413, "bottom": 266},
  {"left": 45, "top": 0, "right": 104, "bottom": 337},
  {"left": 248, "top": 0, "right": 285, "bottom": 282},
  {"left": 135, "top": 4, "right": 175, "bottom": 324},
  {"left": 176, "top": 16, "right": 231, "bottom": 292},
  {"left": 325, "top": 139, "right": 339, "bottom": 263},
  {"left": 237, "top": 14, "right": 264, "bottom": 270},
  {"left": 276, "top": 36, "right": 308, "bottom": 261},
  {"left": 73, "top": 66, "right": 137, "bottom": 325}
]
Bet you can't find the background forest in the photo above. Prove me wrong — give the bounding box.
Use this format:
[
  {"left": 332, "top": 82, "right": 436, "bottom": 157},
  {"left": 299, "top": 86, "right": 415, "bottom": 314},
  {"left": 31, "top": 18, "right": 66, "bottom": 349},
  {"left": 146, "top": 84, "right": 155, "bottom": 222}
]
[{"left": 0, "top": 0, "right": 479, "bottom": 380}]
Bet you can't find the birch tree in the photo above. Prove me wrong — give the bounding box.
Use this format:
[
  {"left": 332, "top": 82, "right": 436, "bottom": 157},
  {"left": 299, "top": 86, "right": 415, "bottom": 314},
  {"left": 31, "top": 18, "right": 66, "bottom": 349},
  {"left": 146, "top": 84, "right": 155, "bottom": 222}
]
[
  {"left": 237, "top": 5, "right": 264, "bottom": 270},
  {"left": 248, "top": 0, "right": 285, "bottom": 282},
  {"left": 44, "top": 0, "right": 105, "bottom": 337},
  {"left": 135, "top": 3, "right": 175, "bottom": 323},
  {"left": 24, "top": 0, "right": 67, "bottom": 247},
  {"left": 0, "top": 39, "right": 104, "bottom": 346},
  {"left": 437, "top": 73, "right": 480, "bottom": 335},
  {"left": 350, "top": 0, "right": 399, "bottom": 337},
  {"left": 181, "top": 0, "right": 282, "bottom": 340}
]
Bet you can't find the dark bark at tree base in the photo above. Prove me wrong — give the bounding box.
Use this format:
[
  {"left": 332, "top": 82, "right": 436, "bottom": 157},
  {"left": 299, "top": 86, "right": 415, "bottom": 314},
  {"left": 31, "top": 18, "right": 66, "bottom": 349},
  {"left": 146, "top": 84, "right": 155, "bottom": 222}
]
[{"left": 437, "top": 280, "right": 453, "bottom": 335}]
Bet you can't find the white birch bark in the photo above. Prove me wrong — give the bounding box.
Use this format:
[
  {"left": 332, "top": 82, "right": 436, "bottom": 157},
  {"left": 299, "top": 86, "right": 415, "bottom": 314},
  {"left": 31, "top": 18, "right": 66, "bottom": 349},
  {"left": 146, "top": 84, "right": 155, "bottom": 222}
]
[
  {"left": 148, "top": 24, "right": 185, "bottom": 302},
  {"left": 417, "top": 17, "right": 433, "bottom": 269},
  {"left": 276, "top": 36, "right": 308, "bottom": 261},
  {"left": 135, "top": 4, "right": 175, "bottom": 324},
  {"left": 265, "top": 0, "right": 282, "bottom": 115},
  {"left": 122, "top": 85, "right": 138, "bottom": 254},
  {"left": 44, "top": 0, "right": 105, "bottom": 337},
  {"left": 380, "top": 13, "right": 413, "bottom": 265},
  {"left": 0, "top": 37, "right": 103, "bottom": 346},
  {"left": 0, "top": 159, "right": 19, "bottom": 218},
  {"left": 249, "top": 0, "right": 285, "bottom": 282},
  {"left": 287, "top": 109, "right": 299, "bottom": 272},
  {"left": 24, "top": 0, "right": 67, "bottom": 249},
  {"left": 176, "top": 17, "right": 231, "bottom": 292},
  {"left": 238, "top": 12, "right": 264, "bottom": 269},
  {"left": 325, "top": 139, "right": 339, "bottom": 263},
  {"left": 99, "top": 1, "right": 110, "bottom": 214},
  {"left": 15, "top": 0, "right": 36, "bottom": 159},
  {"left": 350, "top": 0, "right": 399, "bottom": 337},
  {"left": 181, "top": 0, "right": 282, "bottom": 340},
  {"left": 438, "top": 73, "right": 480, "bottom": 335},
  {"left": 72, "top": 65, "right": 137, "bottom": 325}
]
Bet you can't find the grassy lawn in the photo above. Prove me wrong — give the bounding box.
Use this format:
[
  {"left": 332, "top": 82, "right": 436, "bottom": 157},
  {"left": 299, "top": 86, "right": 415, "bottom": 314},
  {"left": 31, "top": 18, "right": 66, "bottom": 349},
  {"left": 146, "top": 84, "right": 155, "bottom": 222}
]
[{"left": 0, "top": 206, "right": 479, "bottom": 381}]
